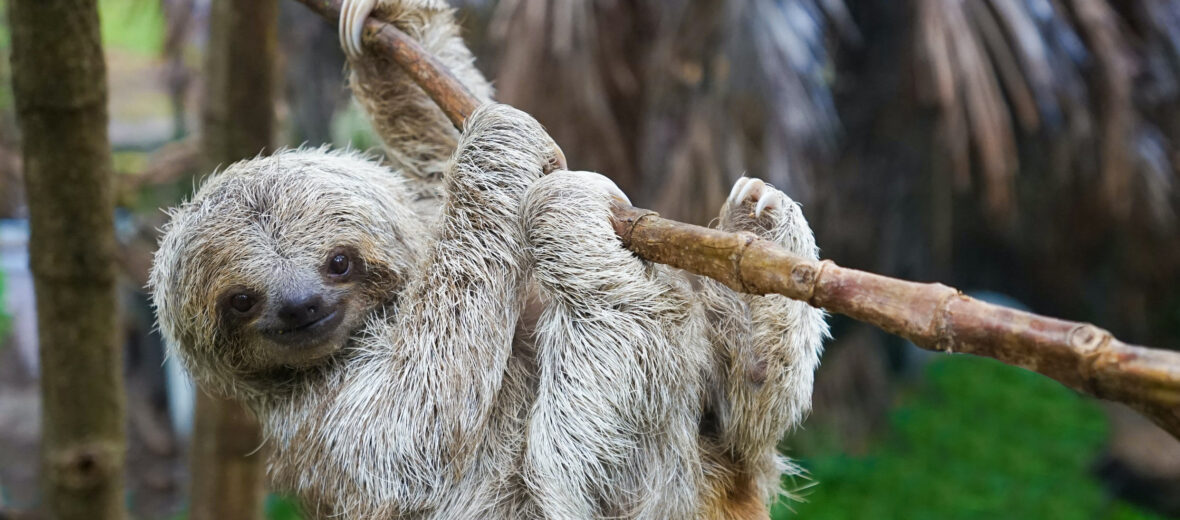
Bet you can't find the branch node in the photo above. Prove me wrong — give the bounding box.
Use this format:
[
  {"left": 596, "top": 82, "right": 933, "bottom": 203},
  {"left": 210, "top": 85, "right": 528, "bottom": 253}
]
[
  {"left": 611, "top": 204, "right": 659, "bottom": 247},
  {"left": 806, "top": 260, "right": 835, "bottom": 305},
  {"left": 790, "top": 261, "right": 819, "bottom": 297},
  {"left": 734, "top": 233, "right": 758, "bottom": 294},
  {"left": 1069, "top": 324, "right": 1109, "bottom": 354},
  {"left": 932, "top": 287, "right": 963, "bottom": 353},
  {"left": 1070, "top": 324, "right": 1115, "bottom": 395}
]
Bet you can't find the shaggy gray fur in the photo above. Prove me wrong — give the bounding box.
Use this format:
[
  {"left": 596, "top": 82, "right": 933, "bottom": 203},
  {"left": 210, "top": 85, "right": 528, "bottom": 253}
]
[{"left": 150, "top": 1, "right": 827, "bottom": 518}]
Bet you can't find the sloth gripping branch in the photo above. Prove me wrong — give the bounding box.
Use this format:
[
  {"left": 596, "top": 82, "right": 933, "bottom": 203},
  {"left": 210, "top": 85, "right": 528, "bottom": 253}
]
[{"left": 293, "top": 0, "right": 1180, "bottom": 440}]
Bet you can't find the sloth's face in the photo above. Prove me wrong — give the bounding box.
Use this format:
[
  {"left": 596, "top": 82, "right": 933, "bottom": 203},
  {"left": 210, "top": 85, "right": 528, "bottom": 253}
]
[
  {"left": 211, "top": 243, "right": 379, "bottom": 369},
  {"left": 151, "top": 150, "right": 424, "bottom": 394}
]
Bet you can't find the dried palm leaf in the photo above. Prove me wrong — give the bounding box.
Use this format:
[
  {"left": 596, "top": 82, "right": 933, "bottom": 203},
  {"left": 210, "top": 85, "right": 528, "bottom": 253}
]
[
  {"left": 916, "top": 0, "right": 1018, "bottom": 212},
  {"left": 913, "top": 0, "right": 1179, "bottom": 225},
  {"left": 1071, "top": 0, "right": 1136, "bottom": 216}
]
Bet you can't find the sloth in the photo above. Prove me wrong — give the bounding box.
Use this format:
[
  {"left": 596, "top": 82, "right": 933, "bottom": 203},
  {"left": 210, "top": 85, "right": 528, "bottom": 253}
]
[{"left": 149, "top": 0, "right": 827, "bottom": 518}]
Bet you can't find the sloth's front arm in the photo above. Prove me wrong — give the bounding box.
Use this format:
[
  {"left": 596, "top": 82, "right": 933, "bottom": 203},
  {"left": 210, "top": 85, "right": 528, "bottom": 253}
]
[{"left": 303, "top": 104, "right": 557, "bottom": 512}]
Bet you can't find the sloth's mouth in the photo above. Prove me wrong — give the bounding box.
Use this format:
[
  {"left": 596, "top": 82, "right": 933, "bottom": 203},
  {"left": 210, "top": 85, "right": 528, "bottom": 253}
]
[
  {"left": 290, "top": 310, "right": 339, "bottom": 333},
  {"left": 263, "top": 310, "right": 345, "bottom": 348}
]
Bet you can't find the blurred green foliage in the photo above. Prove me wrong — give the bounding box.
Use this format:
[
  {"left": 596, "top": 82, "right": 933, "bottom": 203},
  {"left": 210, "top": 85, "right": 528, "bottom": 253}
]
[
  {"left": 331, "top": 101, "right": 382, "bottom": 152},
  {"left": 775, "top": 356, "right": 1163, "bottom": 519},
  {"left": 99, "top": 0, "right": 164, "bottom": 55},
  {"left": 265, "top": 494, "right": 305, "bottom": 520},
  {"left": 168, "top": 494, "right": 306, "bottom": 520},
  {"left": 0, "top": 1, "right": 13, "bottom": 117}
]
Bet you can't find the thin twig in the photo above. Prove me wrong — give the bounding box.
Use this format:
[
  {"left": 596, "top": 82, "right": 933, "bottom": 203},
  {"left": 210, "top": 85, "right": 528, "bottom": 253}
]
[{"left": 292, "top": 0, "right": 1180, "bottom": 439}]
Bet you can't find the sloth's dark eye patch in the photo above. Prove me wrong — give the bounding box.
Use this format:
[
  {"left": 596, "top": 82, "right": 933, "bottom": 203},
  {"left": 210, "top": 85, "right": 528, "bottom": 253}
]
[{"left": 231, "top": 293, "right": 256, "bottom": 313}]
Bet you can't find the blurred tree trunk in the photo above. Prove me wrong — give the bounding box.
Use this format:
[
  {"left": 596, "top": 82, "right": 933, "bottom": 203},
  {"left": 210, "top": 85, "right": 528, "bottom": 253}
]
[
  {"left": 189, "top": 1, "right": 277, "bottom": 519},
  {"left": 161, "top": 0, "right": 196, "bottom": 140},
  {"left": 7, "top": 1, "right": 125, "bottom": 519},
  {"left": 190, "top": 392, "right": 267, "bottom": 520},
  {"left": 203, "top": 0, "right": 278, "bottom": 162}
]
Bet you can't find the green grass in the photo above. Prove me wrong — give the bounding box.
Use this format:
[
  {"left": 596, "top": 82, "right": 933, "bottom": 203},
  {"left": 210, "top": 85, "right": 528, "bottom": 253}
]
[{"left": 774, "top": 356, "right": 1164, "bottom": 519}]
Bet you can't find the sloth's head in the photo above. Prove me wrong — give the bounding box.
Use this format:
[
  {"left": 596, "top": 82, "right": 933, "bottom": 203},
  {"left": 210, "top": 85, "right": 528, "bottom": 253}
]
[{"left": 150, "top": 149, "right": 424, "bottom": 399}]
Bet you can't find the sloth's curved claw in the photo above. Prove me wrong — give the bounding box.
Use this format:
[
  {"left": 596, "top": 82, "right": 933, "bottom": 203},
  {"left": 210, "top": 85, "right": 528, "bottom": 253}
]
[
  {"left": 728, "top": 177, "right": 750, "bottom": 205},
  {"left": 727, "top": 176, "right": 784, "bottom": 218},
  {"left": 734, "top": 178, "right": 764, "bottom": 208},
  {"left": 755, "top": 190, "right": 782, "bottom": 218},
  {"left": 340, "top": 0, "right": 379, "bottom": 60}
]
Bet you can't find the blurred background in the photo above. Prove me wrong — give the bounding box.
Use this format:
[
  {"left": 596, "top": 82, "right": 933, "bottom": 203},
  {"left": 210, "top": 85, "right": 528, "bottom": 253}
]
[{"left": 1, "top": 0, "right": 1180, "bottom": 518}]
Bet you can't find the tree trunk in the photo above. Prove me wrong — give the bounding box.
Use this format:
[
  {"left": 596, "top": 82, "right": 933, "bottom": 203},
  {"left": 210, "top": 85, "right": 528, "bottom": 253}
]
[
  {"left": 8, "top": 1, "right": 125, "bottom": 519},
  {"left": 188, "top": 1, "right": 277, "bottom": 519}
]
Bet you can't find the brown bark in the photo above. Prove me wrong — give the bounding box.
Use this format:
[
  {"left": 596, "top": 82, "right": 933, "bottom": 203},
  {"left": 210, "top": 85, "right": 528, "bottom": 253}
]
[
  {"left": 8, "top": 1, "right": 125, "bottom": 518},
  {"left": 290, "top": 0, "right": 1180, "bottom": 439},
  {"left": 188, "top": 0, "right": 278, "bottom": 519}
]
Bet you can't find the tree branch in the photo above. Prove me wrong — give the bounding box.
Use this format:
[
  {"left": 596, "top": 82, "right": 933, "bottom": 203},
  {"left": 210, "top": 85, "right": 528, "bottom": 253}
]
[{"left": 291, "top": 0, "right": 1180, "bottom": 439}]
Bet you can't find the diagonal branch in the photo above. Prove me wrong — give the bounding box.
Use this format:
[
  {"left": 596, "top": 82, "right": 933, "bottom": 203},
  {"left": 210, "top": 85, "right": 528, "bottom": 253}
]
[{"left": 292, "top": 0, "right": 1180, "bottom": 439}]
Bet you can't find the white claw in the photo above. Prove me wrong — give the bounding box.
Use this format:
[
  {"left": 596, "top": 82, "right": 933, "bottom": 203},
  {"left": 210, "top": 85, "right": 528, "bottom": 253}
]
[
  {"left": 755, "top": 191, "right": 781, "bottom": 218},
  {"left": 736, "top": 178, "right": 764, "bottom": 206},
  {"left": 338, "top": 0, "right": 353, "bottom": 56},
  {"left": 340, "top": 0, "right": 377, "bottom": 59},
  {"left": 727, "top": 177, "right": 750, "bottom": 206}
]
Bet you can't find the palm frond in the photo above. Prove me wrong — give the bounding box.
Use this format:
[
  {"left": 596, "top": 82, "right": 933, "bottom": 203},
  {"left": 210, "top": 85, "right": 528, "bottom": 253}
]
[{"left": 913, "top": 0, "right": 1180, "bottom": 224}]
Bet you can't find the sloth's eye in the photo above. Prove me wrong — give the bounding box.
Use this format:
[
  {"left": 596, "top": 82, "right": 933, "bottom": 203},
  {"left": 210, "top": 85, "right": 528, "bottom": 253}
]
[
  {"left": 328, "top": 253, "right": 351, "bottom": 276},
  {"left": 230, "top": 293, "right": 255, "bottom": 313}
]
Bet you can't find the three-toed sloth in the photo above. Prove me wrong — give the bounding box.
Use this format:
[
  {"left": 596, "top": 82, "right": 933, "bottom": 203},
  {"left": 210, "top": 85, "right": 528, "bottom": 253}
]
[{"left": 150, "top": 0, "right": 826, "bottom": 518}]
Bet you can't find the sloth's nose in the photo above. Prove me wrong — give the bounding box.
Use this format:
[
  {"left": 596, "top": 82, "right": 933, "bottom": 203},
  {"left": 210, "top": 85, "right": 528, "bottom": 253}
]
[
  {"left": 276, "top": 292, "right": 328, "bottom": 330},
  {"left": 260, "top": 288, "right": 343, "bottom": 348}
]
